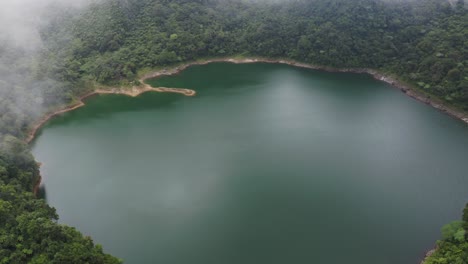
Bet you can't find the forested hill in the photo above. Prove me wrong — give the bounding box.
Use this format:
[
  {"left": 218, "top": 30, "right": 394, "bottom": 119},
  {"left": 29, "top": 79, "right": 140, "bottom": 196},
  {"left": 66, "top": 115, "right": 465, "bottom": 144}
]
[
  {"left": 40, "top": 0, "right": 467, "bottom": 102},
  {"left": 1, "top": 0, "right": 467, "bottom": 139},
  {"left": 0, "top": 0, "right": 467, "bottom": 263}
]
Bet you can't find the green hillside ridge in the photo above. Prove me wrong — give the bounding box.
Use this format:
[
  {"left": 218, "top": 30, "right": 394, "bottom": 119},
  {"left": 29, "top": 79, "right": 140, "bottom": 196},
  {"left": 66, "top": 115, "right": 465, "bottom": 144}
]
[{"left": 0, "top": 0, "right": 467, "bottom": 262}]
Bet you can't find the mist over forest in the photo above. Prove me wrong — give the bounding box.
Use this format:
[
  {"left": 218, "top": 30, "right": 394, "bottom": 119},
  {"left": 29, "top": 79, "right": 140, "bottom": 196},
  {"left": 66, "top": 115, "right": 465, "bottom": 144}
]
[
  {"left": 0, "top": 0, "right": 467, "bottom": 263},
  {"left": 0, "top": 0, "right": 466, "bottom": 139},
  {"left": 0, "top": 0, "right": 88, "bottom": 141}
]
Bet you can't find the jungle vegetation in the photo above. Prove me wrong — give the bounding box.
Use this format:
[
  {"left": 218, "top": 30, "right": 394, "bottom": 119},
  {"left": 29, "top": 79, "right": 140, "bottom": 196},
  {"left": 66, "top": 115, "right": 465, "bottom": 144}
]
[{"left": 0, "top": 0, "right": 467, "bottom": 262}]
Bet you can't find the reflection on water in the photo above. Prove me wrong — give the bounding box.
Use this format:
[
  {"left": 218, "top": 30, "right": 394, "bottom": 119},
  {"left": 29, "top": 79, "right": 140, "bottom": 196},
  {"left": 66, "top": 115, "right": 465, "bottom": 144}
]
[{"left": 33, "top": 62, "right": 468, "bottom": 264}]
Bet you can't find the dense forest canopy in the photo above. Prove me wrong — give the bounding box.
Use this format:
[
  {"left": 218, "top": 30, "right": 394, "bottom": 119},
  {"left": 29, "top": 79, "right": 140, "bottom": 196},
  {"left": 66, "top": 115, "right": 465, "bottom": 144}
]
[{"left": 0, "top": 0, "right": 467, "bottom": 262}]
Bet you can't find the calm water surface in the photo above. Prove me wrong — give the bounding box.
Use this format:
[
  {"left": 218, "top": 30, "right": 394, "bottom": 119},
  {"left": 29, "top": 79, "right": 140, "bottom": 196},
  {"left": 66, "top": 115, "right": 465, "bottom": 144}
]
[{"left": 32, "top": 63, "right": 468, "bottom": 264}]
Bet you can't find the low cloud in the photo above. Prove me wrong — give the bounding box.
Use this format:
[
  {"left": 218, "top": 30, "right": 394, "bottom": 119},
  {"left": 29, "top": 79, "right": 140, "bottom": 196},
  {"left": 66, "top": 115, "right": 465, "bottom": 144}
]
[
  {"left": 0, "top": 0, "right": 92, "bottom": 141},
  {"left": 0, "top": 0, "right": 91, "bottom": 50}
]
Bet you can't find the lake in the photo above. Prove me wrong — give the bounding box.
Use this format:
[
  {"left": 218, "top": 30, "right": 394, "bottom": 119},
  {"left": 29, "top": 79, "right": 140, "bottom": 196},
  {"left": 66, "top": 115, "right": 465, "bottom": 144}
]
[{"left": 32, "top": 62, "right": 468, "bottom": 264}]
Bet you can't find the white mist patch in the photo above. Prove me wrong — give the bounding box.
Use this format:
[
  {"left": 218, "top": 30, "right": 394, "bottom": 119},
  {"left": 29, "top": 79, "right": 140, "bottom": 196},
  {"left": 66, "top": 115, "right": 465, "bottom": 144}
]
[
  {"left": 0, "top": 0, "right": 93, "bottom": 140},
  {"left": 0, "top": 0, "right": 91, "bottom": 50}
]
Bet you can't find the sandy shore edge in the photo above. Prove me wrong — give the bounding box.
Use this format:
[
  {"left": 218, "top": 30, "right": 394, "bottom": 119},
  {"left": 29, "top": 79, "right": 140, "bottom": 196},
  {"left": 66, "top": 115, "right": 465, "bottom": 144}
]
[{"left": 26, "top": 86, "right": 195, "bottom": 144}]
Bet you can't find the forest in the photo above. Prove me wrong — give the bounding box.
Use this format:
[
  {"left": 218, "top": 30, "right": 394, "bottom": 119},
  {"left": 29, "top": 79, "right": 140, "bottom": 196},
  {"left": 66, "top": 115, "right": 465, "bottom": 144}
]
[{"left": 0, "top": 0, "right": 467, "bottom": 262}]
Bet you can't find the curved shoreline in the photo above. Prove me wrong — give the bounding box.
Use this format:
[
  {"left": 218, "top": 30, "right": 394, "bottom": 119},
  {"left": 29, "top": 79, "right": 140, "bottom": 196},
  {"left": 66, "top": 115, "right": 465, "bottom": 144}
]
[
  {"left": 142, "top": 57, "right": 468, "bottom": 125},
  {"left": 27, "top": 57, "right": 462, "bottom": 262},
  {"left": 26, "top": 85, "right": 195, "bottom": 144},
  {"left": 27, "top": 57, "right": 468, "bottom": 145}
]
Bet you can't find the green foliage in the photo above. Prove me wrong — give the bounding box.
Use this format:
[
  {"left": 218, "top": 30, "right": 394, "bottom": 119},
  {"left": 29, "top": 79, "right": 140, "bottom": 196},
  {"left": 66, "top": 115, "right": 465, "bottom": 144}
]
[
  {"left": 0, "top": 135, "right": 39, "bottom": 191},
  {"left": 35, "top": 0, "right": 468, "bottom": 110},
  {"left": 424, "top": 204, "right": 468, "bottom": 264},
  {"left": 1, "top": 0, "right": 466, "bottom": 140},
  {"left": 454, "top": 229, "right": 466, "bottom": 243},
  {"left": 442, "top": 221, "right": 465, "bottom": 241},
  {"left": 0, "top": 0, "right": 467, "bottom": 262},
  {"left": 0, "top": 136, "right": 121, "bottom": 263}
]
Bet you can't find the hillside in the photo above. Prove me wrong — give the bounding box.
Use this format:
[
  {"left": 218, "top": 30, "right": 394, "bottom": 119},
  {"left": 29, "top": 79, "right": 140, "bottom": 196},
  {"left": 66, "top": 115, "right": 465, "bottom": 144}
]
[{"left": 0, "top": 0, "right": 467, "bottom": 263}]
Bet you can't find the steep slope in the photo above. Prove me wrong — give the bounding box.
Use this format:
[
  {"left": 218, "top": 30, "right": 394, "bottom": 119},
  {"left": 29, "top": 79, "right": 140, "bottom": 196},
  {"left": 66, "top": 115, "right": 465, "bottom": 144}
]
[{"left": 0, "top": 0, "right": 467, "bottom": 262}]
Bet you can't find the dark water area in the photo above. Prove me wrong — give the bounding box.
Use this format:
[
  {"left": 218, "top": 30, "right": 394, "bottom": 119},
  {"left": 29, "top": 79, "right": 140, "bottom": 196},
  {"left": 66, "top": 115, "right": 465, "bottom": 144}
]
[{"left": 32, "top": 63, "right": 468, "bottom": 264}]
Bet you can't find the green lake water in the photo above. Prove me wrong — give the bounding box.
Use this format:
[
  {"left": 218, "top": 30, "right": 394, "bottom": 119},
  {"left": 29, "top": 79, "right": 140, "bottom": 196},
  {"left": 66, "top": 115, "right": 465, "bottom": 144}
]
[{"left": 32, "top": 62, "right": 468, "bottom": 264}]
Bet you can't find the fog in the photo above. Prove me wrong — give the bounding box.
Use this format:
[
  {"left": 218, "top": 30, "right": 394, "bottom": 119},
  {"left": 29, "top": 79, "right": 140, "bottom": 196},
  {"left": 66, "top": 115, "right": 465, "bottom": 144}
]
[
  {"left": 0, "top": 0, "right": 91, "bottom": 50},
  {"left": 0, "top": 0, "right": 91, "bottom": 143},
  {"left": 0, "top": 0, "right": 461, "bottom": 144}
]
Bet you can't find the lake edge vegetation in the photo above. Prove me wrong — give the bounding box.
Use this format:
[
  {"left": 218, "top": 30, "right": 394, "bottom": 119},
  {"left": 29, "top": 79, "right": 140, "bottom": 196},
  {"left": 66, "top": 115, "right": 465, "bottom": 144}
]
[{"left": 1, "top": 0, "right": 467, "bottom": 263}]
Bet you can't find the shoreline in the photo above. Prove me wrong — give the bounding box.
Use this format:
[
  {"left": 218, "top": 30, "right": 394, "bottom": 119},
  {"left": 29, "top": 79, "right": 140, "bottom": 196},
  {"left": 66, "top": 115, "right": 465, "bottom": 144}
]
[
  {"left": 141, "top": 57, "right": 468, "bottom": 125},
  {"left": 27, "top": 57, "right": 459, "bottom": 260},
  {"left": 26, "top": 85, "right": 195, "bottom": 144},
  {"left": 420, "top": 248, "right": 436, "bottom": 264},
  {"left": 32, "top": 162, "right": 43, "bottom": 197},
  {"left": 27, "top": 57, "right": 468, "bottom": 145}
]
